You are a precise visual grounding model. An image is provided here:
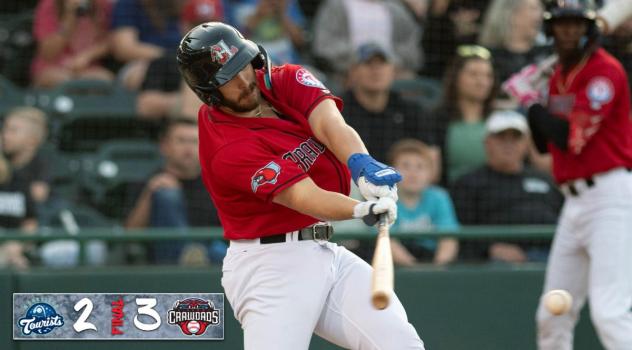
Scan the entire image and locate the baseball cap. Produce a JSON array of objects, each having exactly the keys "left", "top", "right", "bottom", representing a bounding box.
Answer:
[
  {"left": 485, "top": 110, "right": 529, "bottom": 135},
  {"left": 181, "top": 0, "right": 224, "bottom": 26},
  {"left": 354, "top": 42, "right": 394, "bottom": 64}
]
